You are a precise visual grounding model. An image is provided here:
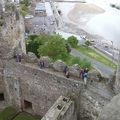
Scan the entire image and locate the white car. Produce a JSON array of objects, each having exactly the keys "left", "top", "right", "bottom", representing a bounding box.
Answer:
[{"left": 25, "top": 15, "right": 34, "bottom": 19}]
